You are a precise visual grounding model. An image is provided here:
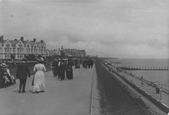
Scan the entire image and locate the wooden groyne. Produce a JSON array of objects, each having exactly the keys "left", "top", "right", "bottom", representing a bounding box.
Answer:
[{"left": 119, "top": 66, "right": 168, "bottom": 71}]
